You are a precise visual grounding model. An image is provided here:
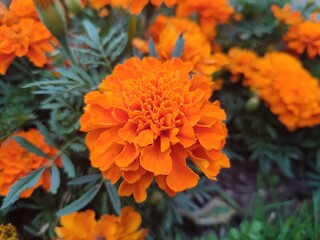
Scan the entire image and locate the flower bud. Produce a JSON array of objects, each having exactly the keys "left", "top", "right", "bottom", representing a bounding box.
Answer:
[
  {"left": 32, "top": 0, "right": 67, "bottom": 40},
  {"left": 65, "top": 0, "right": 85, "bottom": 17},
  {"left": 245, "top": 94, "right": 260, "bottom": 111},
  {"left": 33, "top": 0, "right": 76, "bottom": 64}
]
